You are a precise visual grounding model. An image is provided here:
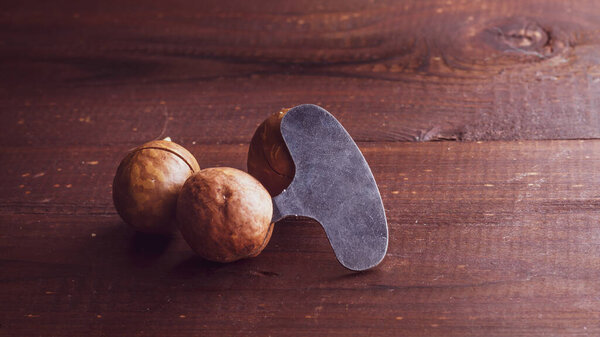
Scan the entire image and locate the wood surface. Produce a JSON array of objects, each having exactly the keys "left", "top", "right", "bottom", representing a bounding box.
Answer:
[{"left": 2, "top": 0, "right": 600, "bottom": 336}]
